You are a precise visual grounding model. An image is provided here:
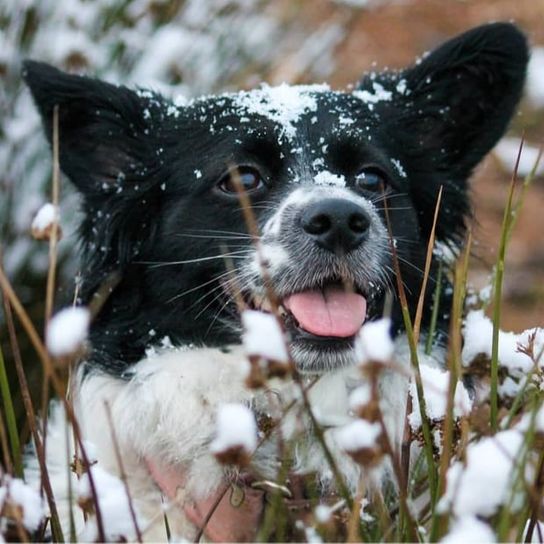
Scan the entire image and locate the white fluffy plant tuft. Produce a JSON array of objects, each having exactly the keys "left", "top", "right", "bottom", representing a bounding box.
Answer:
[
  {"left": 46, "top": 306, "right": 91, "bottom": 358},
  {"left": 210, "top": 403, "right": 258, "bottom": 467}
]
